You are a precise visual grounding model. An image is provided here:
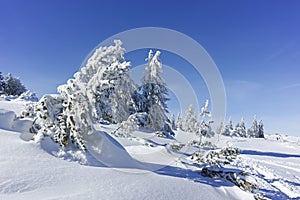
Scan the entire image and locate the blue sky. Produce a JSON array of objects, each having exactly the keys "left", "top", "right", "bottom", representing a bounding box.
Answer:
[{"left": 0, "top": 0, "right": 299, "bottom": 135}]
